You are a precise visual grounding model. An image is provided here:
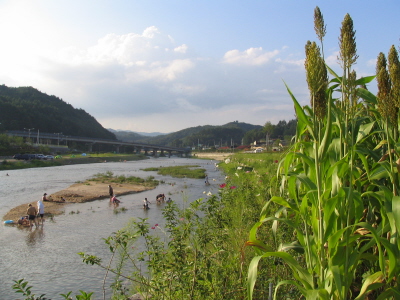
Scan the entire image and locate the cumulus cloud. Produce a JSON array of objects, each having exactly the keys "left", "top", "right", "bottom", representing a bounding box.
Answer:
[
  {"left": 0, "top": 22, "right": 305, "bottom": 132},
  {"left": 222, "top": 47, "right": 279, "bottom": 66},
  {"left": 174, "top": 44, "right": 188, "bottom": 53}
]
